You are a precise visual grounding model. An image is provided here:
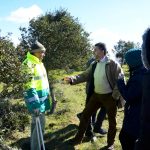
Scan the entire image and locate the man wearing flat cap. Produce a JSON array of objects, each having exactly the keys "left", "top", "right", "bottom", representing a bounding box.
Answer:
[{"left": 22, "top": 41, "right": 51, "bottom": 150}]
